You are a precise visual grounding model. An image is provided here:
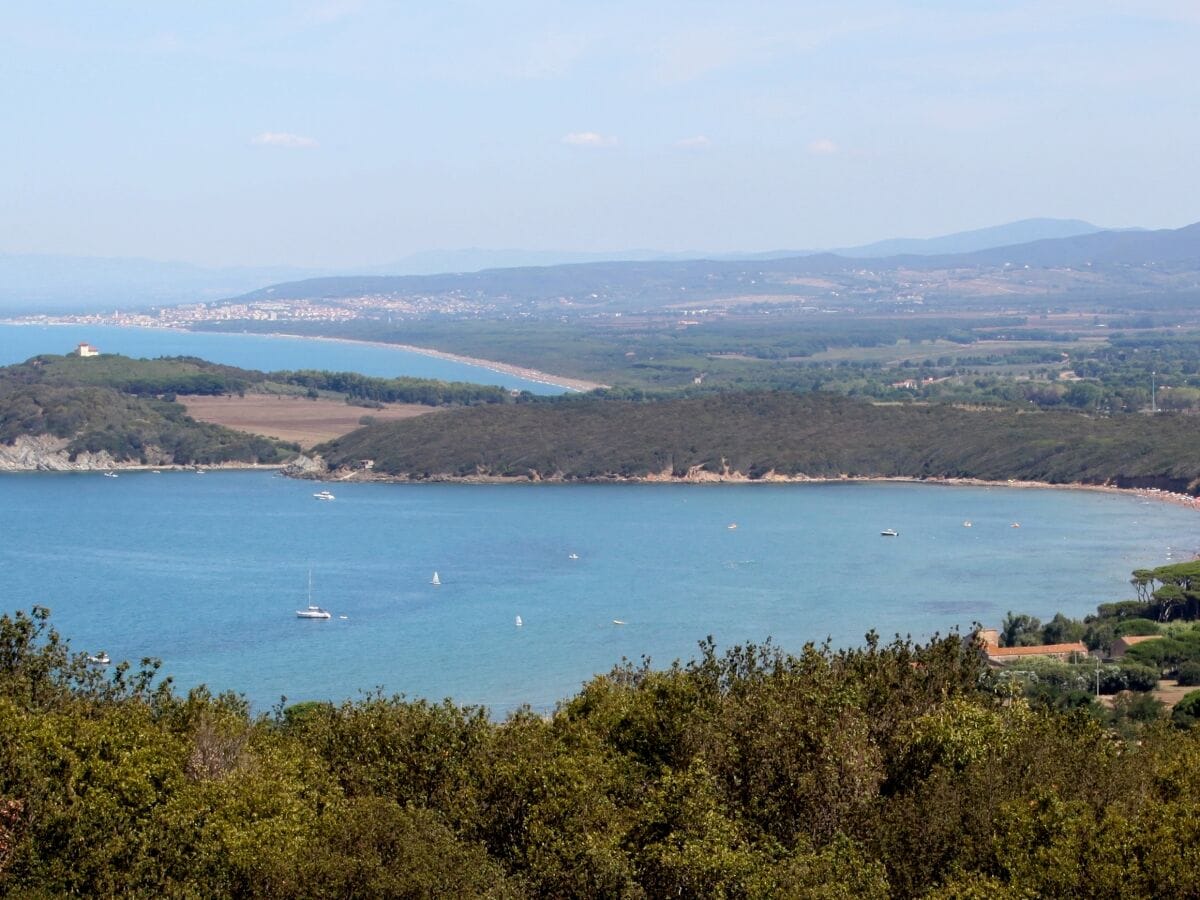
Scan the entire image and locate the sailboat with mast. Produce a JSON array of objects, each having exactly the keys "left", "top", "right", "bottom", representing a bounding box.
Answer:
[
  {"left": 431, "top": 571, "right": 441, "bottom": 586},
  {"left": 295, "top": 570, "right": 332, "bottom": 619}
]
